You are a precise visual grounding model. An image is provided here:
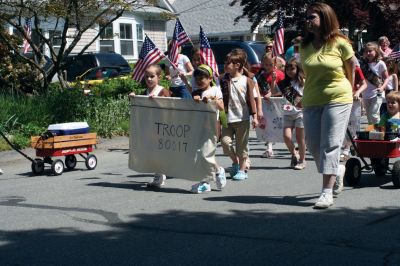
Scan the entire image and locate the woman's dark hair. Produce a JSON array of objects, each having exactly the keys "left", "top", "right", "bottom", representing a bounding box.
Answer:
[{"left": 302, "top": 2, "right": 349, "bottom": 47}]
